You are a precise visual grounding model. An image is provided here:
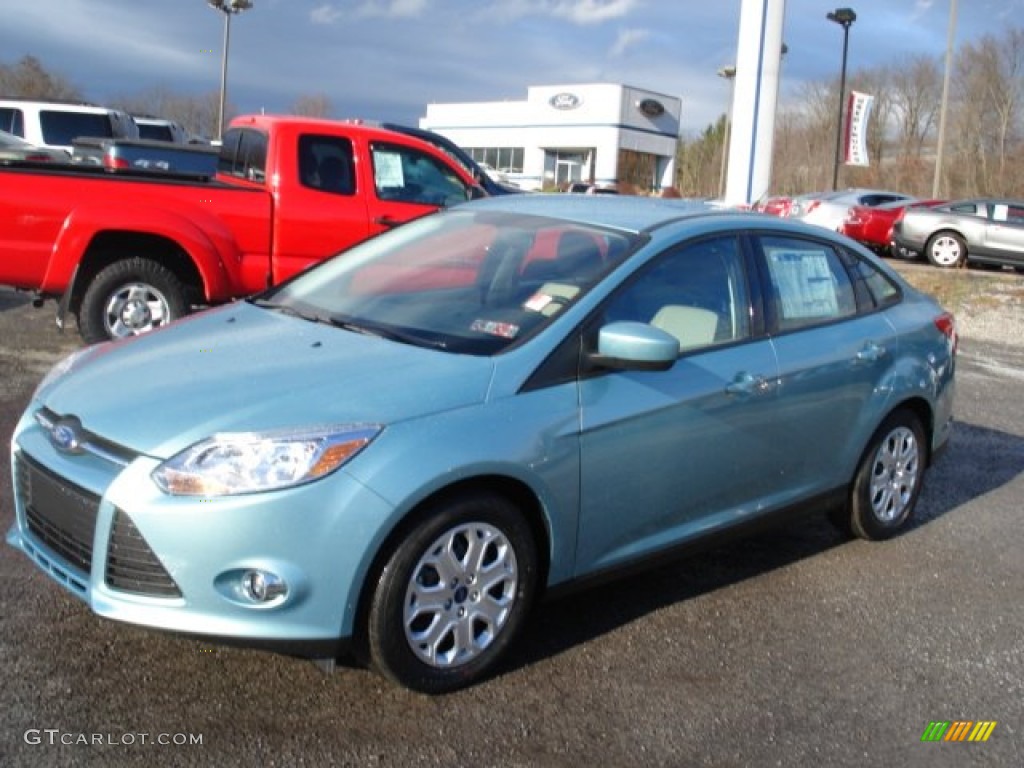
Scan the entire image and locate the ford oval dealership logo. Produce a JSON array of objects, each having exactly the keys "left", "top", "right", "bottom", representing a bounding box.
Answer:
[
  {"left": 50, "top": 418, "right": 84, "bottom": 454},
  {"left": 637, "top": 98, "right": 665, "bottom": 118},
  {"left": 549, "top": 92, "right": 582, "bottom": 110}
]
